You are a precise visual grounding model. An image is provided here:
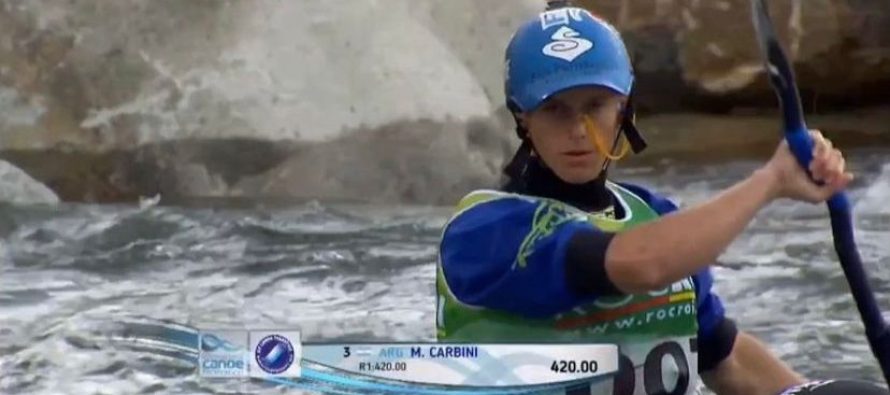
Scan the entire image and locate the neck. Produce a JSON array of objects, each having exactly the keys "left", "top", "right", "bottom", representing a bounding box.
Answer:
[{"left": 503, "top": 157, "right": 613, "bottom": 212}]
